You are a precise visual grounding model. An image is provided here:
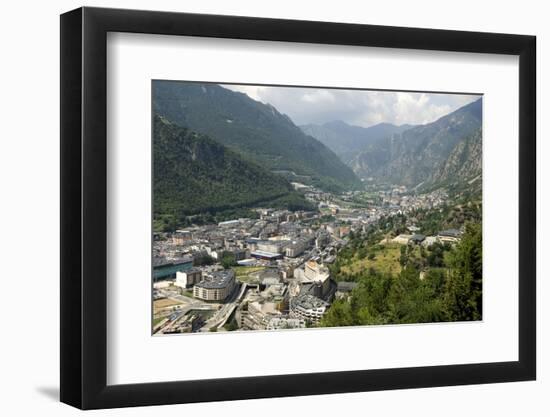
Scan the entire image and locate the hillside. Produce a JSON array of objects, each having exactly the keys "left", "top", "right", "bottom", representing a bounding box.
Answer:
[
  {"left": 321, "top": 222, "right": 482, "bottom": 327},
  {"left": 153, "top": 81, "right": 362, "bottom": 192},
  {"left": 153, "top": 116, "right": 312, "bottom": 231},
  {"left": 349, "top": 98, "right": 482, "bottom": 188},
  {"left": 428, "top": 128, "right": 482, "bottom": 193},
  {"left": 301, "top": 120, "right": 412, "bottom": 163}
]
